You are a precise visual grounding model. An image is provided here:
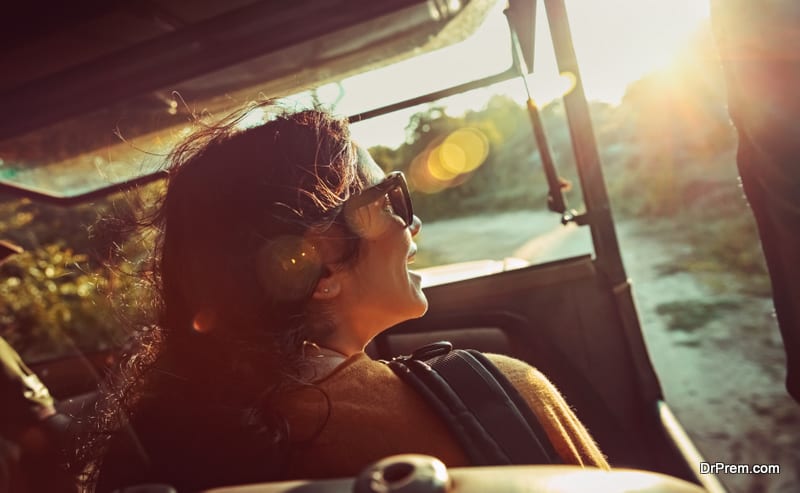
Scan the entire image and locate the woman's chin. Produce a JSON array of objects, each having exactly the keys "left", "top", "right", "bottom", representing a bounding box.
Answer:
[
  {"left": 415, "top": 297, "right": 429, "bottom": 317},
  {"left": 408, "top": 271, "right": 429, "bottom": 316}
]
